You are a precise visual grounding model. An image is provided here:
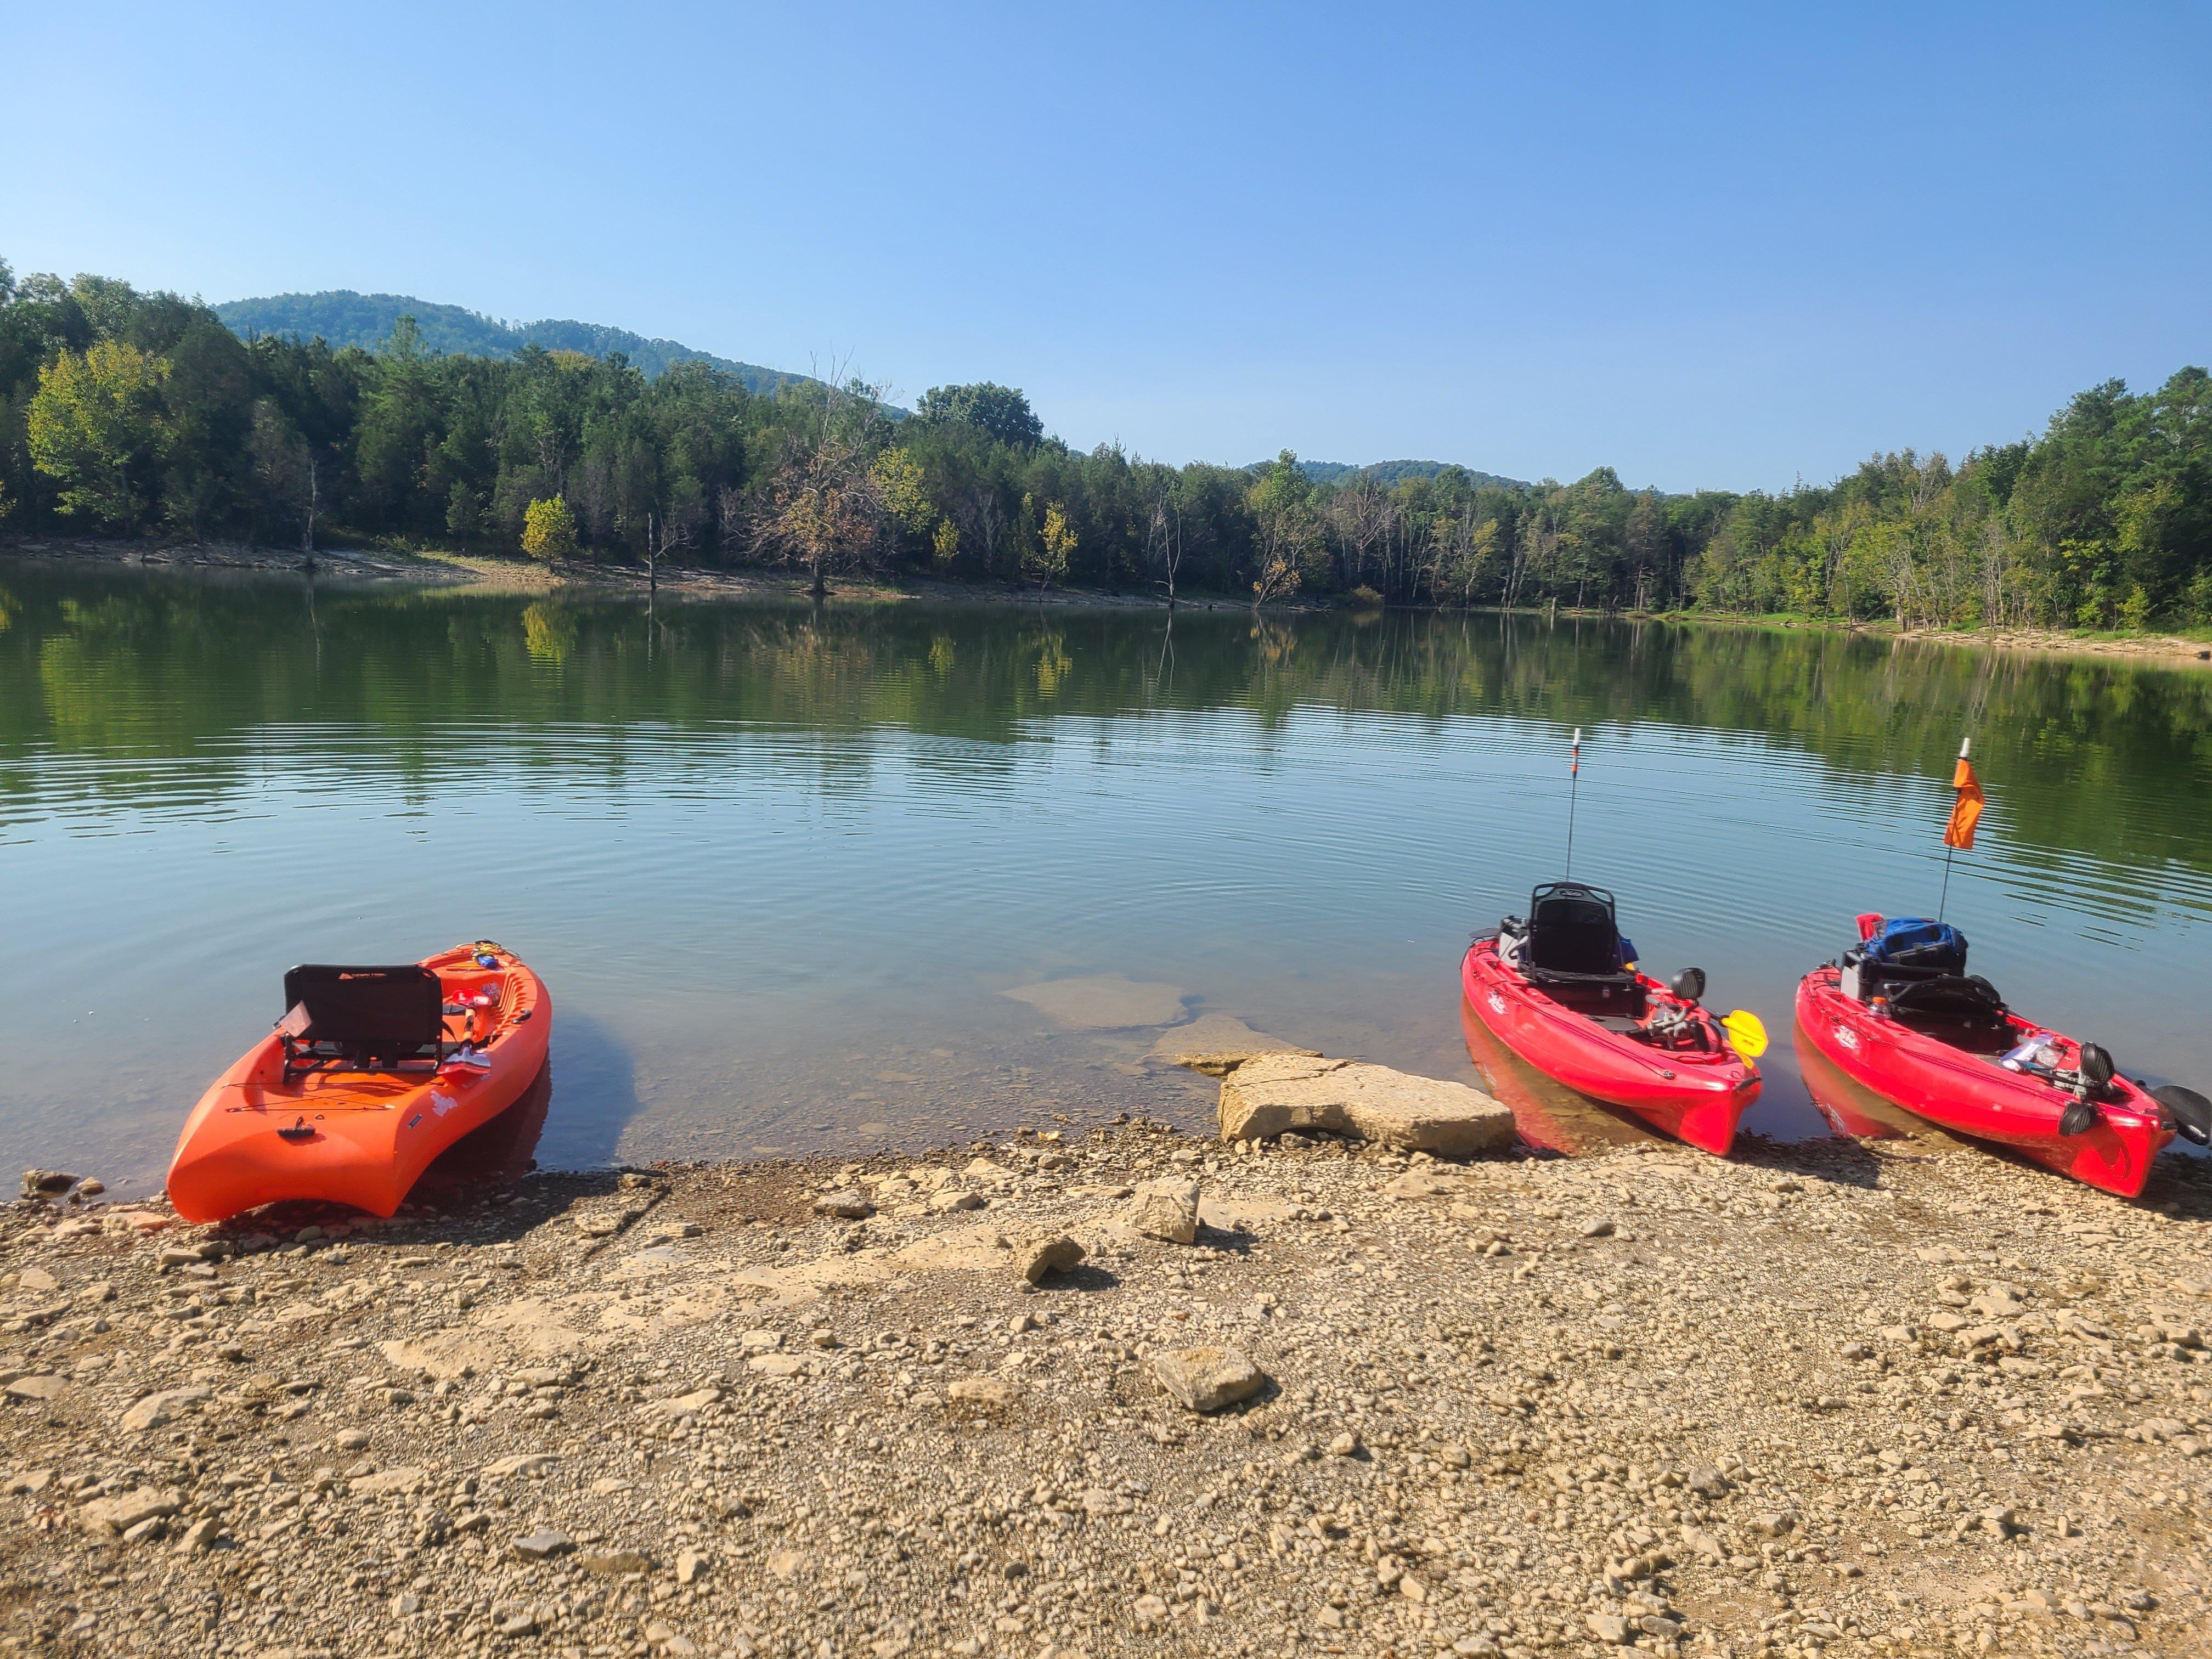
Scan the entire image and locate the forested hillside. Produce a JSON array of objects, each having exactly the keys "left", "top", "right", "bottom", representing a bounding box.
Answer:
[
  {"left": 5, "top": 260, "right": 2208, "bottom": 627},
  {"left": 215, "top": 291, "right": 810, "bottom": 396},
  {"left": 1295, "top": 460, "right": 1527, "bottom": 490}
]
